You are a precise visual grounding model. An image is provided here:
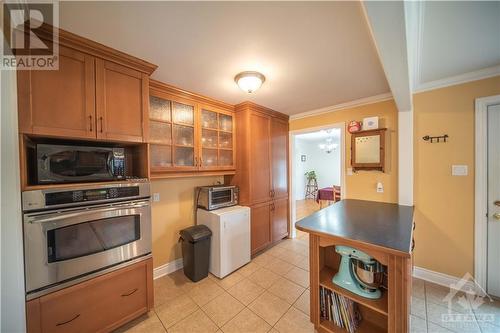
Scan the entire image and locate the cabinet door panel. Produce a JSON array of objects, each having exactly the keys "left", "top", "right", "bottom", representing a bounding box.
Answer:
[
  {"left": 96, "top": 60, "right": 146, "bottom": 142},
  {"left": 18, "top": 46, "right": 95, "bottom": 139},
  {"left": 250, "top": 203, "right": 271, "bottom": 254},
  {"left": 249, "top": 113, "right": 271, "bottom": 204},
  {"left": 271, "top": 118, "right": 288, "bottom": 199},
  {"left": 272, "top": 198, "right": 289, "bottom": 242}
]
